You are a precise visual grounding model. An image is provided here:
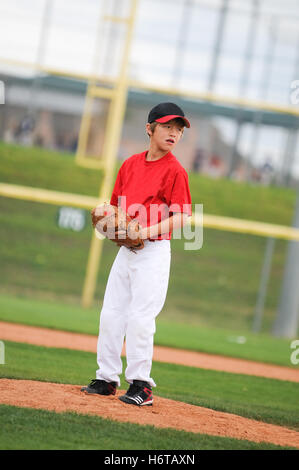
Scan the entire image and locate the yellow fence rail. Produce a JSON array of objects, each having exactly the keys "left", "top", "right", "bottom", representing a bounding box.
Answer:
[
  {"left": 1, "top": 182, "right": 299, "bottom": 242},
  {"left": 0, "top": 56, "right": 299, "bottom": 117}
]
